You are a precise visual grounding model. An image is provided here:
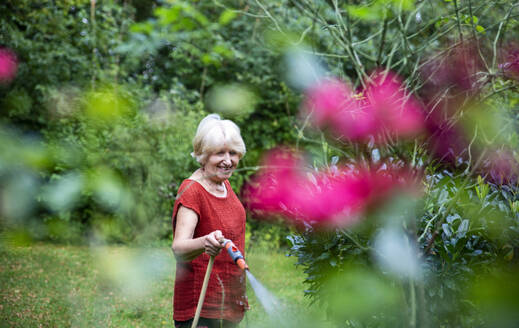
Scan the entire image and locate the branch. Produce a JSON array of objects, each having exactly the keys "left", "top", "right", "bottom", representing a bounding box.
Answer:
[
  {"left": 255, "top": 0, "right": 286, "bottom": 36},
  {"left": 492, "top": 3, "right": 519, "bottom": 70},
  {"left": 376, "top": 16, "right": 389, "bottom": 66},
  {"left": 452, "top": 0, "right": 464, "bottom": 42}
]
